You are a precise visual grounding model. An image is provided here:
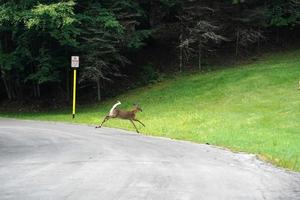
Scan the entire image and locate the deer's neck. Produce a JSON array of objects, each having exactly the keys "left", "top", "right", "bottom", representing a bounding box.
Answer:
[{"left": 131, "top": 109, "right": 138, "bottom": 114}]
